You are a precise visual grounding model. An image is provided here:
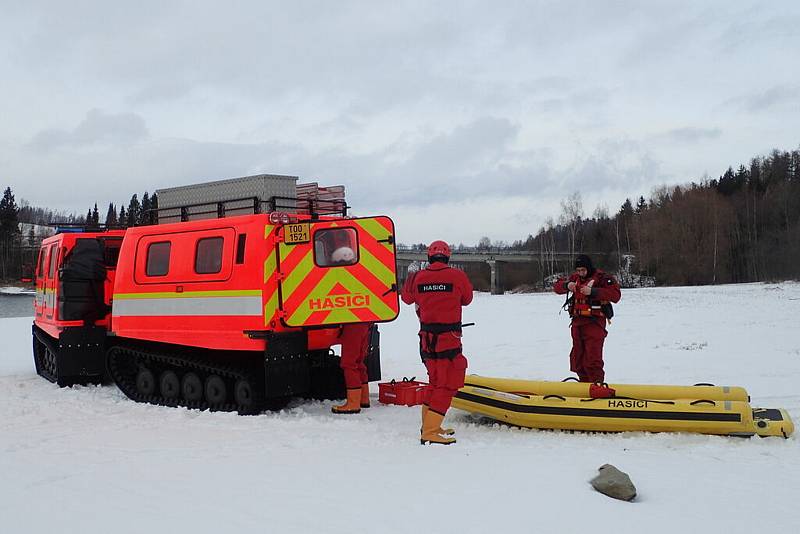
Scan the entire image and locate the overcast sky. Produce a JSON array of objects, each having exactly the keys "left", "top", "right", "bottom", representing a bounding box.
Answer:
[{"left": 2, "top": 1, "right": 799, "bottom": 245}]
